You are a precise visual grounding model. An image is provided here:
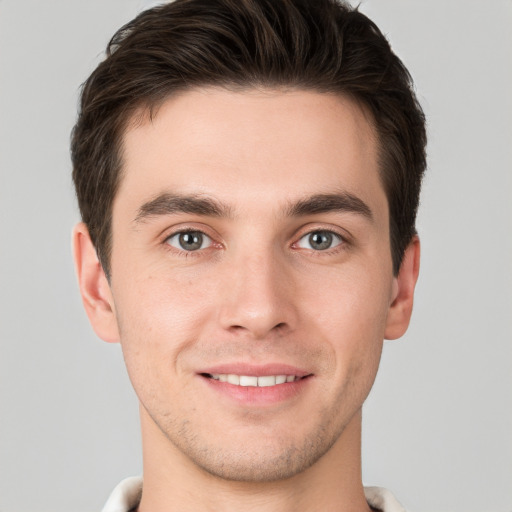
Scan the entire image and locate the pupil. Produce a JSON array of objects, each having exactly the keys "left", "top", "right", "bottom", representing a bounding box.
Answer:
[
  {"left": 179, "top": 232, "right": 202, "bottom": 251},
  {"left": 309, "top": 231, "right": 332, "bottom": 250}
]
